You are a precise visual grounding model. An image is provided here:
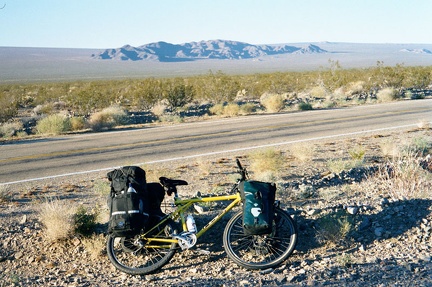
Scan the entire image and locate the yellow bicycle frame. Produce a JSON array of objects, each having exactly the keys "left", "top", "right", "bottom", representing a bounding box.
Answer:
[{"left": 141, "top": 192, "right": 242, "bottom": 247}]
